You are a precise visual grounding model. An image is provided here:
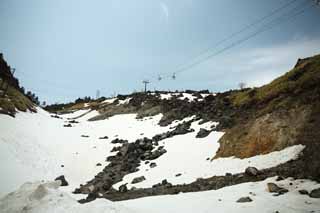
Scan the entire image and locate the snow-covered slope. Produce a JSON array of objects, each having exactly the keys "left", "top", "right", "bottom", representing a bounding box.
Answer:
[
  {"left": 1, "top": 177, "right": 320, "bottom": 213},
  {"left": 0, "top": 107, "right": 313, "bottom": 212}
]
